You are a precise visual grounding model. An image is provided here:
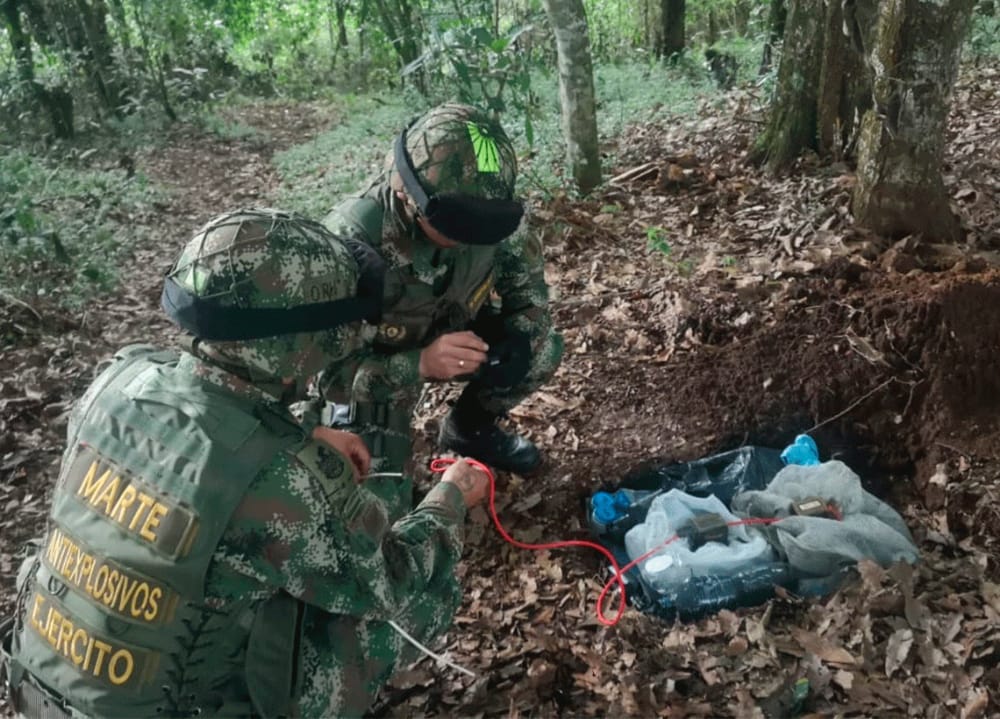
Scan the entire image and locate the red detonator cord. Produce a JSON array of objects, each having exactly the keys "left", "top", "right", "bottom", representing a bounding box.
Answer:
[
  {"left": 432, "top": 457, "right": 628, "bottom": 625},
  {"left": 431, "top": 458, "right": 794, "bottom": 627}
]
